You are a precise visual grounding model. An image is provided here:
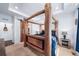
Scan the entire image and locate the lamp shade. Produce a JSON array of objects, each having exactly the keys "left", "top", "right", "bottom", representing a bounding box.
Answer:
[
  {"left": 3, "top": 24, "right": 8, "bottom": 31},
  {"left": 62, "top": 32, "right": 67, "bottom": 35}
]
